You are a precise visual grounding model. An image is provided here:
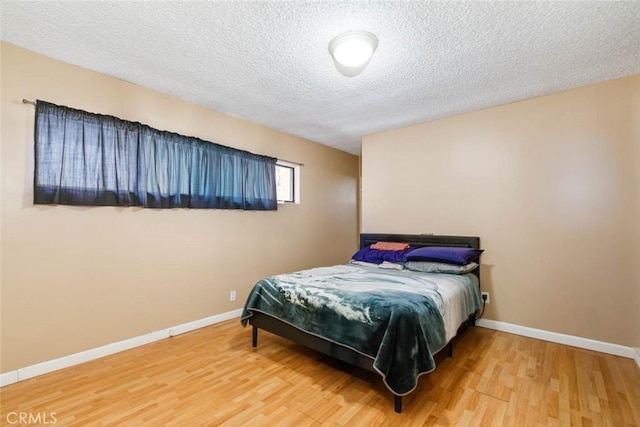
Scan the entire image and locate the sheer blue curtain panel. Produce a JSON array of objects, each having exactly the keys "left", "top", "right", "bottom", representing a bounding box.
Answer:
[{"left": 33, "top": 100, "right": 278, "bottom": 210}]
